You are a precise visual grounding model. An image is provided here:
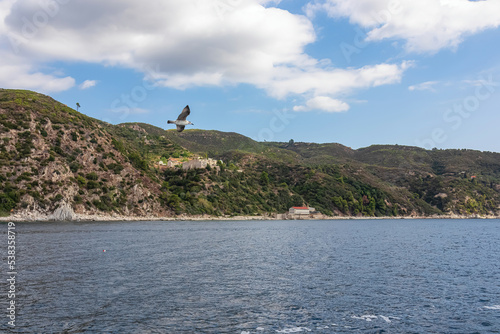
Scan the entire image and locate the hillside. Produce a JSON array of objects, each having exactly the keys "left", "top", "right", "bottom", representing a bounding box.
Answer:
[
  {"left": 1, "top": 89, "right": 499, "bottom": 220},
  {"left": 0, "top": 89, "right": 166, "bottom": 218}
]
